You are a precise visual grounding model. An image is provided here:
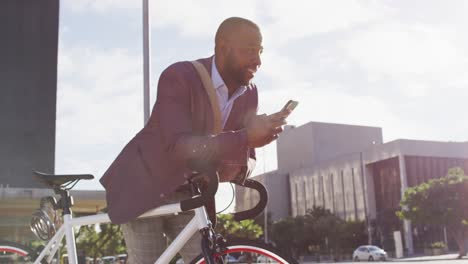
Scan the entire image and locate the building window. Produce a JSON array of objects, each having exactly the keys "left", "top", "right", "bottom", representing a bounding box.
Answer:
[
  {"left": 304, "top": 181, "right": 308, "bottom": 212},
  {"left": 341, "top": 170, "right": 346, "bottom": 219},
  {"left": 311, "top": 177, "right": 316, "bottom": 208},
  {"left": 330, "top": 173, "right": 335, "bottom": 213},
  {"left": 321, "top": 175, "right": 325, "bottom": 208},
  {"left": 352, "top": 168, "right": 358, "bottom": 220},
  {"left": 295, "top": 182, "right": 299, "bottom": 216}
]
